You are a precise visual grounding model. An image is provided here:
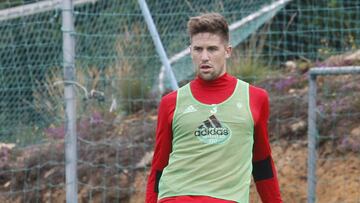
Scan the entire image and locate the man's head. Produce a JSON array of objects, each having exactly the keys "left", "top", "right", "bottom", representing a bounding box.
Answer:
[
  {"left": 187, "top": 13, "right": 229, "bottom": 43},
  {"left": 187, "top": 13, "right": 232, "bottom": 81}
]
